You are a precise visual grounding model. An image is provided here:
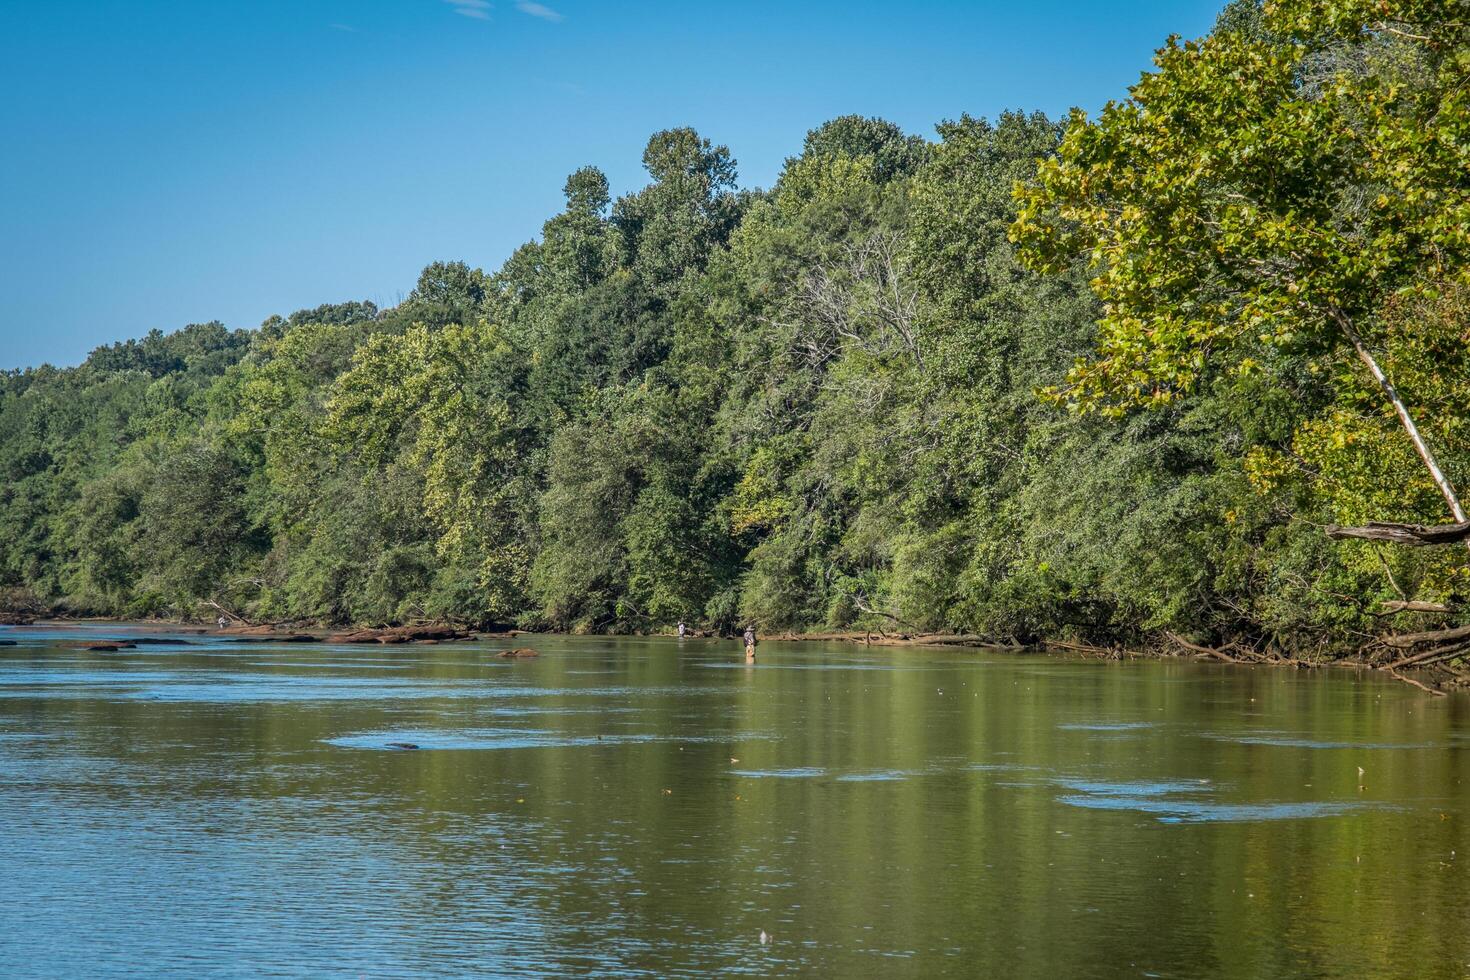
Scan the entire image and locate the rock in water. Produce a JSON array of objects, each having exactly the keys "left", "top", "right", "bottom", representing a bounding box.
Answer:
[
  {"left": 497, "top": 647, "right": 540, "bottom": 658},
  {"left": 327, "top": 630, "right": 382, "bottom": 644},
  {"left": 328, "top": 626, "right": 475, "bottom": 644}
]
